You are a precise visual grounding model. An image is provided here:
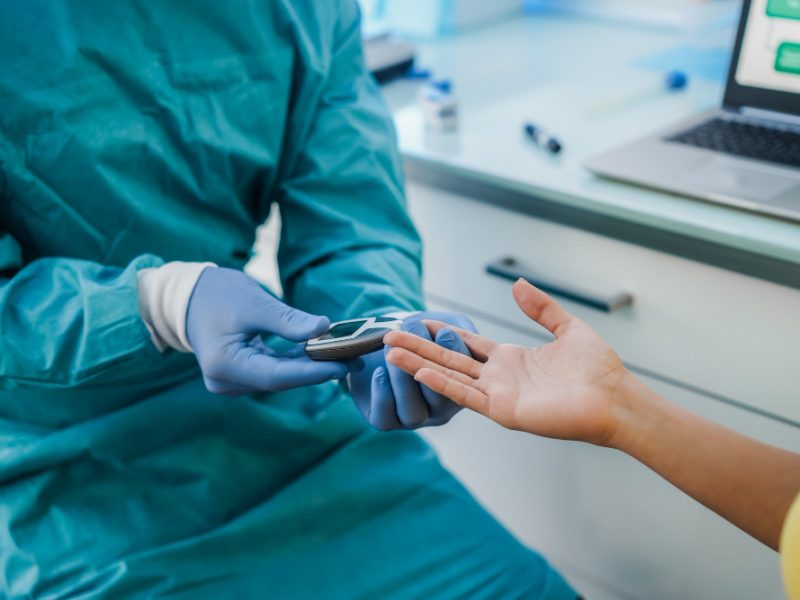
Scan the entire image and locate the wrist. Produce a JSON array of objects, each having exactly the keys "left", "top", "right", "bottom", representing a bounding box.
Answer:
[
  {"left": 137, "top": 261, "right": 216, "bottom": 353},
  {"left": 604, "top": 370, "right": 664, "bottom": 453}
]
